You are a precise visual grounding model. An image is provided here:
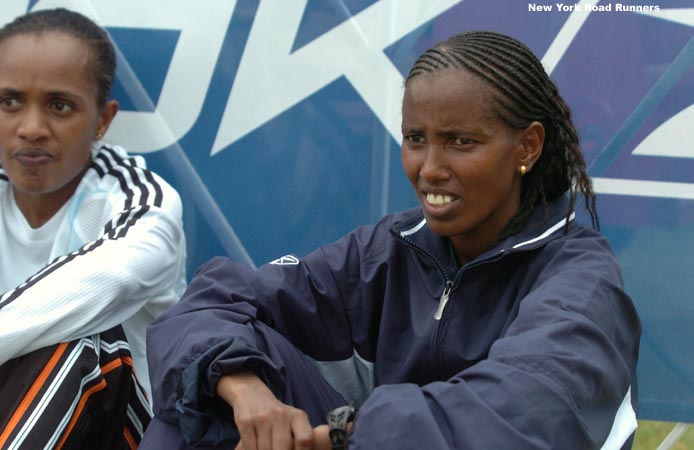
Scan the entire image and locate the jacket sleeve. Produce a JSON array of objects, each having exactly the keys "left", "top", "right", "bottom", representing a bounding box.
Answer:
[
  {"left": 349, "top": 239, "right": 641, "bottom": 450},
  {"left": 0, "top": 165, "right": 185, "bottom": 365},
  {"left": 146, "top": 225, "right": 375, "bottom": 445}
]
